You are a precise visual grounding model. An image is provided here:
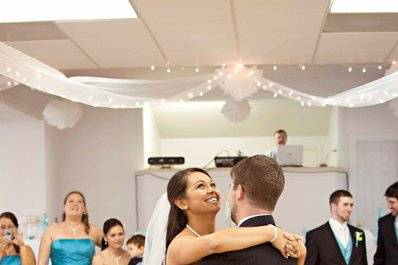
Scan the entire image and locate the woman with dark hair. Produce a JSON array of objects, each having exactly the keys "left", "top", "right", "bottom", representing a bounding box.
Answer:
[
  {"left": 145, "top": 168, "right": 305, "bottom": 265},
  {"left": 92, "top": 218, "right": 130, "bottom": 265},
  {"left": 0, "top": 212, "right": 35, "bottom": 265},
  {"left": 38, "top": 191, "right": 102, "bottom": 265}
]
